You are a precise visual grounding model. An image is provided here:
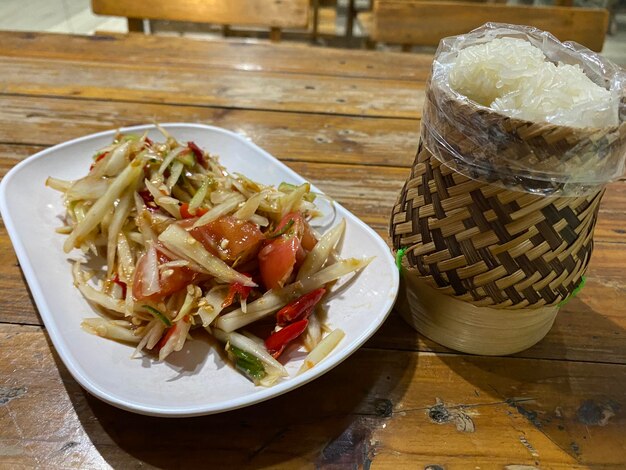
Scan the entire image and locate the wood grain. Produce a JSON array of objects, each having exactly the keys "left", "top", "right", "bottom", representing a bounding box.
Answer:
[
  {"left": 0, "top": 31, "right": 433, "bottom": 81},
  {"left": 372, "top": 0, "right": 608, "bottom": 51},
  {"left": 0, "top": 96, "right": 420, "bottom": 168},
  {"left": 92, "top": 0, "right": 309, "bottom": 29},
  {"left": 1, "top": 324, "right": 624, "bottom": 468},
  {"left": 0, "top": 57, "right": 424, "bottom": 119}
]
